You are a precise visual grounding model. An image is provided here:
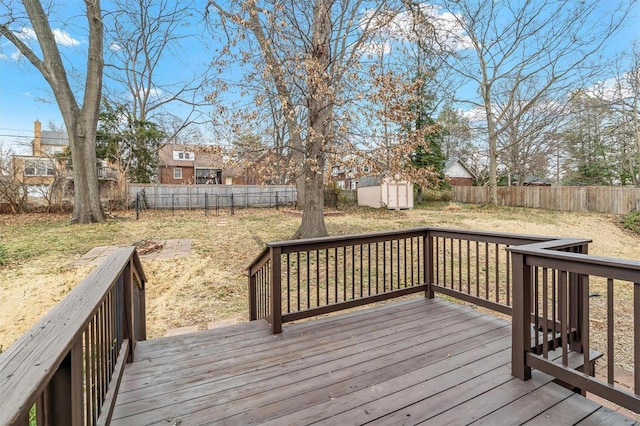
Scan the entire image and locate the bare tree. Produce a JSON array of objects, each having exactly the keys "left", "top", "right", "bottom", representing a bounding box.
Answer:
[
  {"left": 104, "top": 0, "right": 211, "bottom": 139},
  {"left": 206, "top": 0, "right": 408, "bottom": 238},
  {"left": 0, "top": 0, "right": 105, "bottom": 223},
  {"left": 0, "top": 148, "right": 27, "bottom": 213},
  {"left": 612, "top": 44, "right": 640, "bottom": 186},
  {"left": 428, "top": 0, "right": 636, "bottom": 202}
]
